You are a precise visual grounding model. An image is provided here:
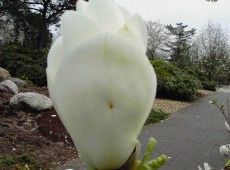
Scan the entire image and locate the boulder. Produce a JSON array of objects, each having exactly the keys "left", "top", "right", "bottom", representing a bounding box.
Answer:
[
  {"left": 0, "top": 80, "right": 18, "bottom": 94},
  {"left": 10, "top": 92, "right": 53, "bottom": 112},
  {"left": 6, "top": 77, "right": 27, "bottom": 88},
  {"left": 0, "top": 67, "right": 11, "bottom": 80}
]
